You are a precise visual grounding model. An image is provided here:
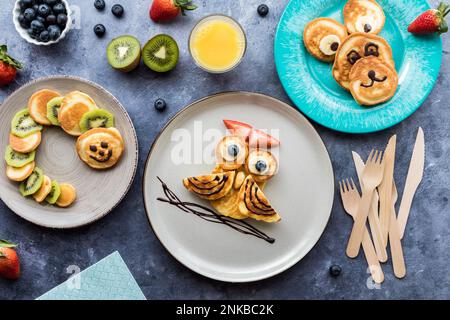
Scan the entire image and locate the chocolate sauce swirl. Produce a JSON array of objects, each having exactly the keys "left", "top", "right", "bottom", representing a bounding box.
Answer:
[{"left": 156, "top": 177, "right": 275, "bottom": 244}]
